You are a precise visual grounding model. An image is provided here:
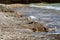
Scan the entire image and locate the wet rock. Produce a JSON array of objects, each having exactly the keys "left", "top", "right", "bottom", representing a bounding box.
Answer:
[{"left": 29, "top": 22, "right": 48, "bottom": 32}]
